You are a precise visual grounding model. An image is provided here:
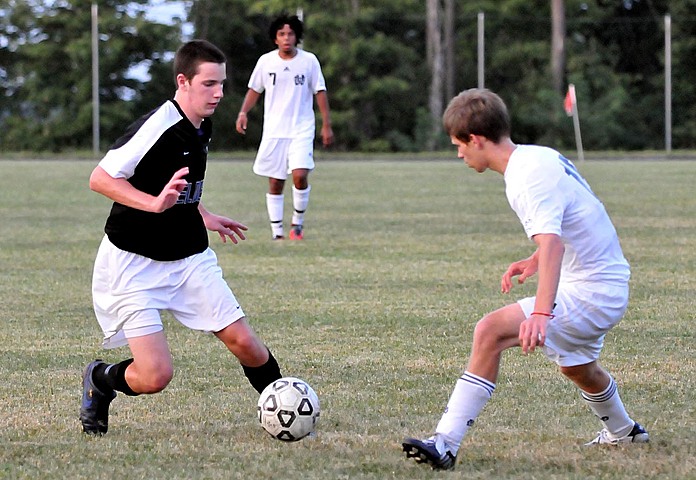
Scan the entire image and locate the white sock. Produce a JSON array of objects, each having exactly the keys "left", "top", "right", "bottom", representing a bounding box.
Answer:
[
  {"left": 291, "top": 185, "right": 310, "bottom": 226},
  {"left": 435, "top": 371, "right": 495, "bottom": 455},
  {"left": 581, "top": 376, "right": 634, "bottom": 438},
  {"left": 266, "top": 193, "right": 284, "bottom": 237}
]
